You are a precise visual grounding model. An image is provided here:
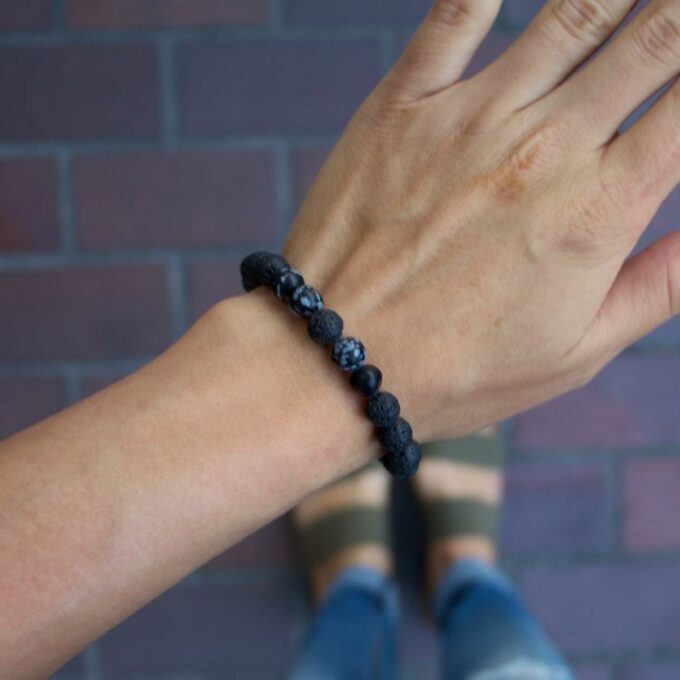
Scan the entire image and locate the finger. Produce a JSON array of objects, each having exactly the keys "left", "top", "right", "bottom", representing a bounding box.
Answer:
[
  {"left": 601, "top": 75, "right": 680, "bottom": 219},
  {"left": 390, "top": 0, "right": 502, "bottom": 100},
  {"left": 550, "top": 0, "right": 680, "bottom": 146},
  {"left": 585, "top": 231, "right": 680, "bottom": 359},
  {"left": 485, "top": 0, "right": 638, "bottom": 110}
]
